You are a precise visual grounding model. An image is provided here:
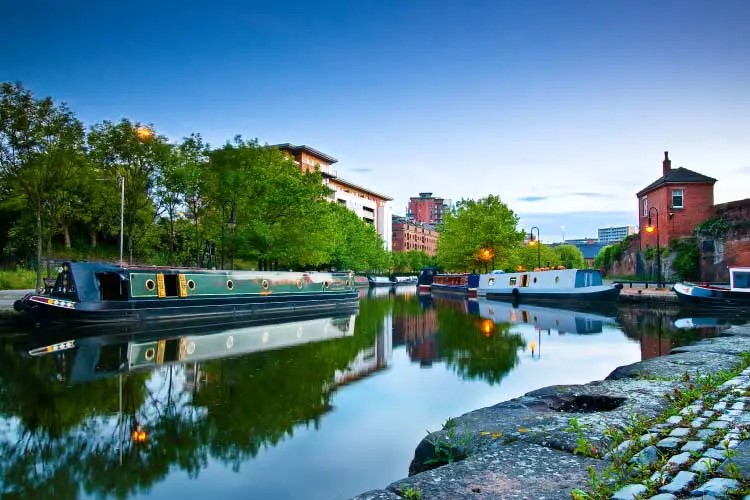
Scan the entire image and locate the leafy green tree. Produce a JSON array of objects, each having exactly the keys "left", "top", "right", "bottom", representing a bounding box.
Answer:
[
  {"left": 437, "top": 195, "right": 525, "bottom": 272},
  {"left": 176, "top": 134, "right": 210, "bottom": 266},
  {"left": 88, "top": 119, "right": 171, "bottom": 263},
  {"left": 0, "top": 82, "right": 86, "bottom": 289},
  {"left": 553, "top": 244, "right": 585, "bottom": 269},
  {"left": 325, "top": 203, "right": 389, "bottom": 272}
]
